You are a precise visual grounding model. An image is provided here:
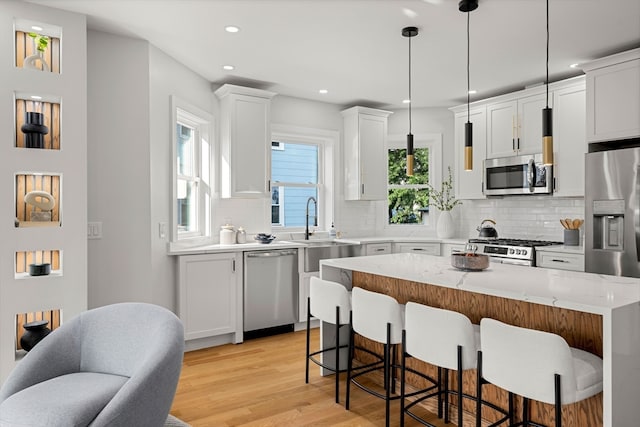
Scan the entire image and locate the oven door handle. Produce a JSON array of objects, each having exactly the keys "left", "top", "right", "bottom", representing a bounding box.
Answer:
[{"left": 527, "top": 158, "right": 535, "bottom": 192}]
